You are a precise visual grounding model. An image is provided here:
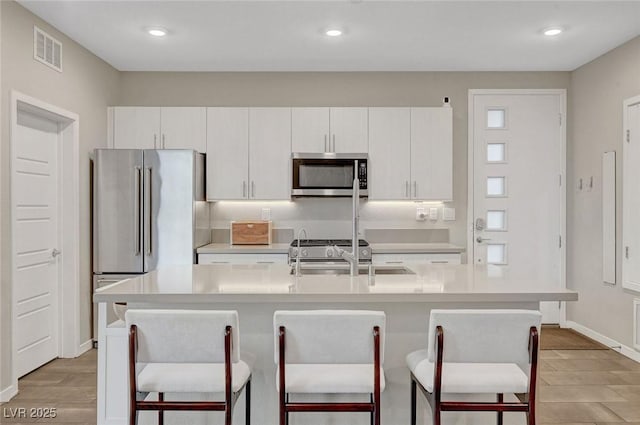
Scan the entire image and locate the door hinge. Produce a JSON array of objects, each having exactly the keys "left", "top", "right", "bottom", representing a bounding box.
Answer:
[
  {"left": 559, "top": 174, "right": 562, "bottom": 186},
  {"left": 626, "top": 246, "right": 630, "bottom": 259},
  {"left": 627, "top": 129, "right": 631, "bottom": 143},
  {"left": 559, "top": 235, "right": 562, "bottom": 248},
  {"left": 559, "top": 113, "right": 562, "bottom": 127}
]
